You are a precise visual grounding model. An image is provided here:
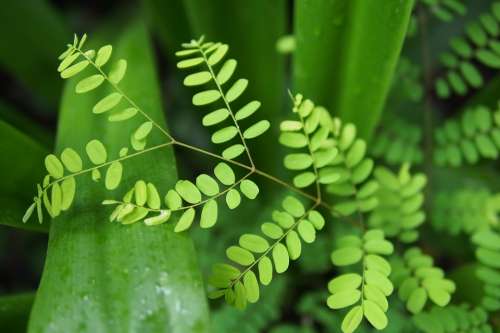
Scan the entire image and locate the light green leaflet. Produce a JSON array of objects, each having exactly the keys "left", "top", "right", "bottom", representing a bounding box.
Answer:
[
  {"left": 108, "top": 107, "right": 137, "bottom": 122},
  {"left": 216, "top": 59, "right": 237, "bottom": 85},
  {"left": 193, "top": 90, "right": 220, "bottom": 106},
  {"left": 272, "top": 243, "right": 289, "bottom": 273},
  {"left": 208, "top": 44, "right": 228, "bottom": 65},
  {"left": 239, "top": 234, "right": 269, "bottom": 253},
  {"left": 144, "top": 210, "right": 171, "bottom": 226},
  {"left": 177, "top": 57, "right": 204, "bottom": 68},
  {"left": 146, "top": 183, "right": 161, "bottom": 209},
  {"left": 134, "top": 180, "right": 147, "bottom": 206},
  {"left": 225, "top": 79, "right": 248, "bottom": 102},
  {"left": 175, "top": 208, "right": 196, "bottom": 232},
  {"left": 222, "top": 144, "right": 245, "bottom": 159},
  {"left": 95, "top": 45, "right": 112, "bottom": 67},
  {"left": 93, "top": 93, "right": 122, "bottom": 114},
  {"left": 196, "top": 174, "right": 219, "bottom": 196},
  {"left": 226, "top": 189, "right": 241, "bottom": 209},
  {"left": 212, "top": 126, "right": 238, "bottom": 144},
  {"left": 60, "top": 148, "right": 83, "bottom": 172},
  {"left": 240, "top": 180, "right": 259, "bottom": 199},
  {"left": 175, "top": 180, "right": 202, "bottom": 204},
  {"left": 243, "top": 271, "right": 259, "bottom": 303},
  {"left": 202, "top": 108, "right": 229, "bottom": 126},
  {"left": 58, "top": 53, "right": 80, "bottom": 72},
  {"left": 105, "top": 162, "right": 122, "bottom": 190},
  {"left": 235, "top": 101, "right": 261, "bottom": 121},
  {"left": 45, "top": 154, "right": 64, "bottom": 179},
  {"left": 243, "top": 120, "right": 270, "bottom": 139},
  {"left": 165, "top": 190, "right": 182, "bottom": 210},
  {"left": 226, "top": 245, "right": 254, "bottom": 266},
  {"left": 108, "top": 59, "right": 127, "bottom": 84},
  {"left": 75, "top": 74, "right": 104, "bottom": 94},
  {"left": 134, "top": 122, "right": 153, "bottom": 140},
  {"left": 61, "top": 177, "right": 76, "bottom": 211},
  {"left": 61, "top": 60, "right": 89, "bottom": 79},
  {"left": 184, "top": 71, "right": 211, "bottom": 86},
  {"left": 200, "top": 199, "right": 218, "bottom": 228},
  {"left": 214, "top": 162, "right": 235, "bottom": 185},
  {"left": 85, "top": 140, "right": 107, "bottom": 164}
]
